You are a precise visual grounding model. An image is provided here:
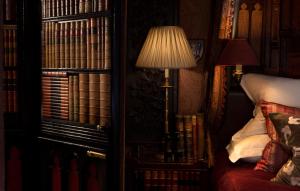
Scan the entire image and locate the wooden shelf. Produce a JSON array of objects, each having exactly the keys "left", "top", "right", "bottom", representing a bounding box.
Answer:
[
  {"left": 41, "top": 68, "right": 111, "bottom": 74},
  {"left": 42, "top": 11, "right": 112, "bottom": 22},
  {"left": 40, "top": 118, "right": 109, "bottom": 153}
]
